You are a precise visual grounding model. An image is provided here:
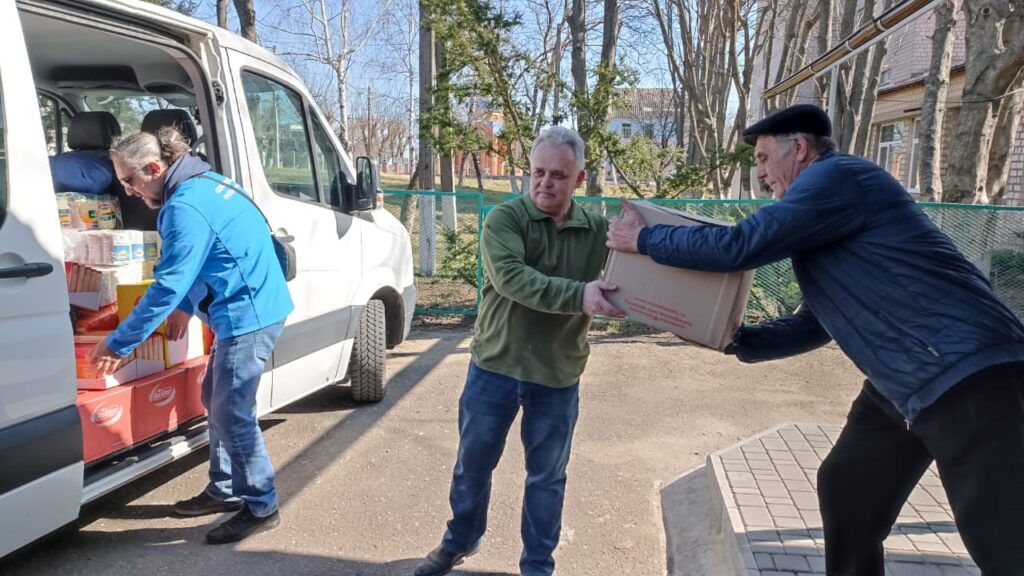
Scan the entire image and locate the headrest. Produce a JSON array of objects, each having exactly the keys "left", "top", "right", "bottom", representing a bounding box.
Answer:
[
  {"left": 67, "top": 111, "right": 122, "bottom": 151},
  {"left": 141, "top": 109, "right": 198, "bottom": 147}
]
